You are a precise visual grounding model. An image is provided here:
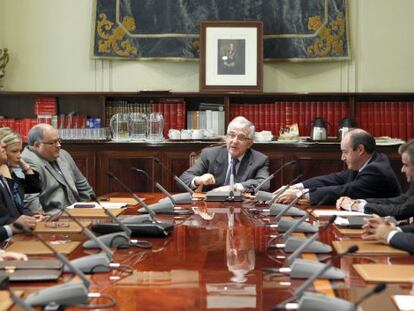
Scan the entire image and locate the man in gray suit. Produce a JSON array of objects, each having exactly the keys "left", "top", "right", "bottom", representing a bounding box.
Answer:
[
  {"left": 22, "top": 124, "right": 95, "bottom": 214},
  {"left": 179, "top": 116, "right": 269, "bottom": 193}
]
